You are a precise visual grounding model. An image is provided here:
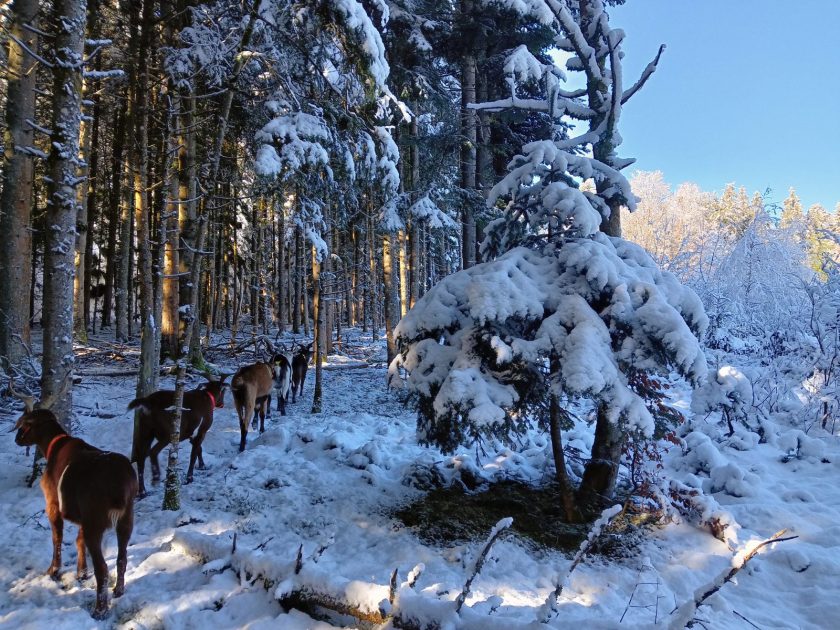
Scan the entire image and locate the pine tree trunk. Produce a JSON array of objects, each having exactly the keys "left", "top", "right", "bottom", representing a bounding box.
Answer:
[
  {"left": 115, "top": 0, "right": 138, "bottom": 342},
  {"left": 82, "top": 61, "right": 101, "bottom": 333},
  {"left": 134, "top": 0, "right": 156, "bottom": 401},
  {"left": 549, "top": 389, "right": 581, "bottom": 523},
  {"left": 0, "top": 0, "right": 38, "bottom": 371},
  {"left": 311, "top": 245, "right": 323, "bottom": 414},
  {"left": 368, "top": 211, "right": 378, "bottom": 340},
  {"left": 577, "top": 403, "right": 625, "bottom": 512},
  {"left": 382, "top": 233, "right": 399, "bottom": 363},
  {"left": 398, "top": 229, "right": 408, "bottom": 318},
  {"left": 41, "top": 0, "right": 88, "bottom": 422},
  {"left": 162, "top": 212, "right": 208, "bottom": 510},
  {"left": 277, "top": 197, "right": 287, "bottom": 330},
  {"left": 459, "top": 0, "right": 477, "bottom": 270},
  {"left": 161, "top": 85, "right": 181, "bottom": 359},
  {"left": 293, "top": 226, "right": 301, "bottom": 333},
  {"left": 103, "top": 107, "right": 125, "bottom": 329},
  {"left": 72, "top": 0, "right": 100, "bottom": 343}
]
